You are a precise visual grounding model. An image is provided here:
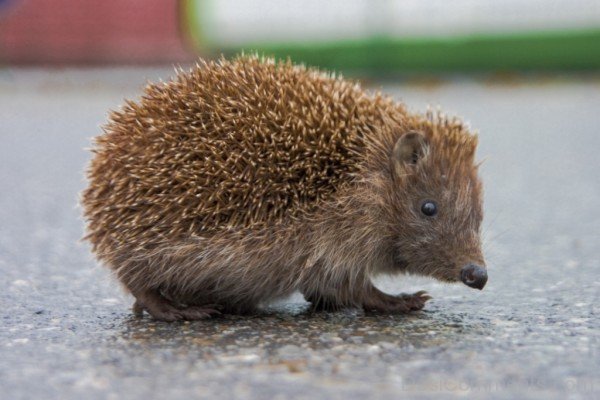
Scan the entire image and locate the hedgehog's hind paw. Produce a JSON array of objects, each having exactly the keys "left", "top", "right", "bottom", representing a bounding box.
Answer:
[
  {"left": 132, "top": 299, "right": 145, "bottom": 316},
  {"left": 176, "top": 305, "right": 221, "bottom": 320},
  {"left": 132, "top": 290, "right": 219, "bottom": 322}
]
